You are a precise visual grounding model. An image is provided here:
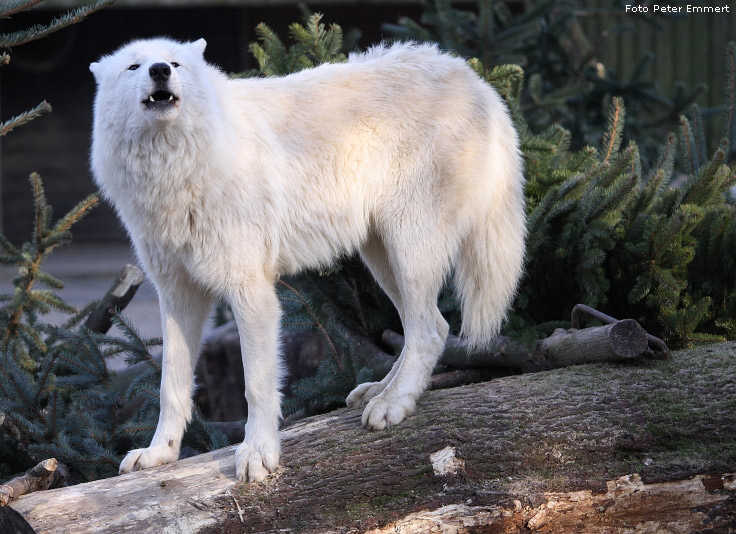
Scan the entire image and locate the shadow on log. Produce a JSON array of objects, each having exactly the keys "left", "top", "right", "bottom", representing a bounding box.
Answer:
[{"left": 10, "top": 343, "right": 736, "bottom": 533}]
